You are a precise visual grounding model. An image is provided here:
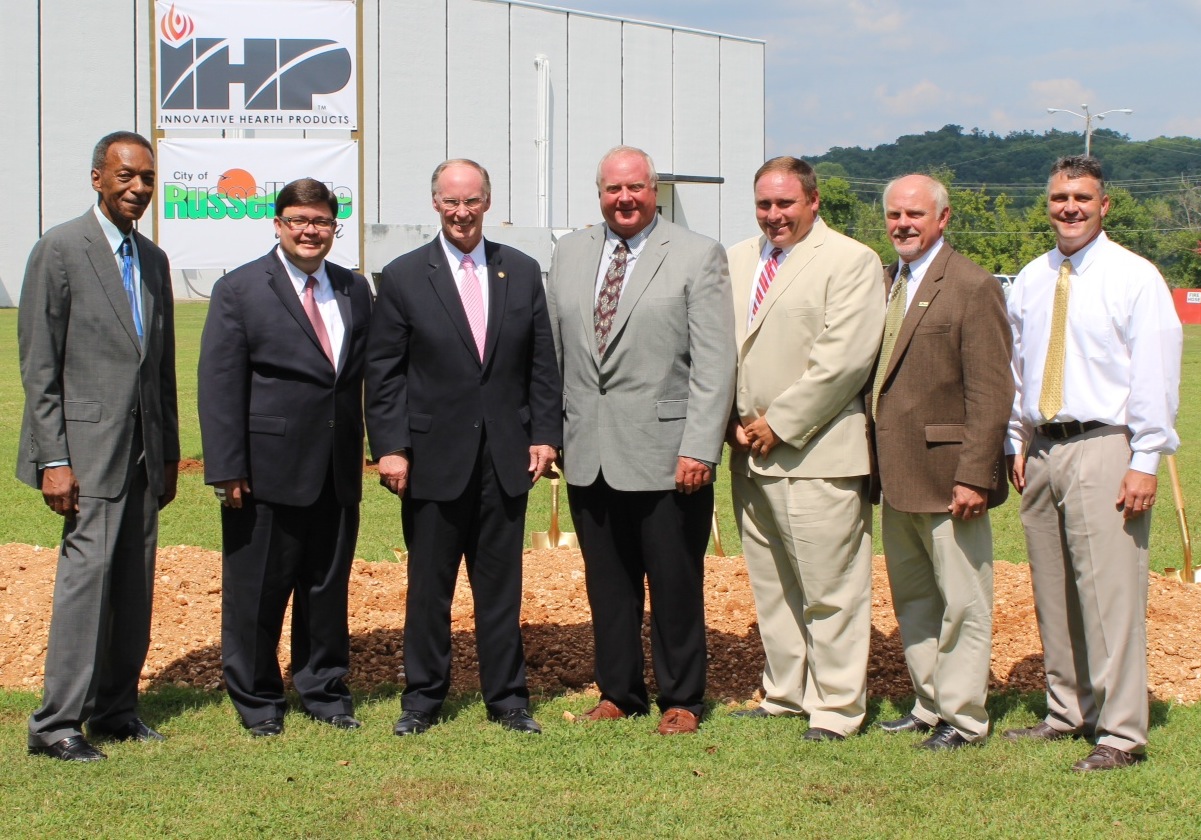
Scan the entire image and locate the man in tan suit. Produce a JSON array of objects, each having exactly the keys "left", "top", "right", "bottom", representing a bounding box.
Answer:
[
  {"left": 726, "top": 156, "right": 884, "bottom": 740},
  {"left": 869, "top": 174, "right": 1012, "bottom": 750}
]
